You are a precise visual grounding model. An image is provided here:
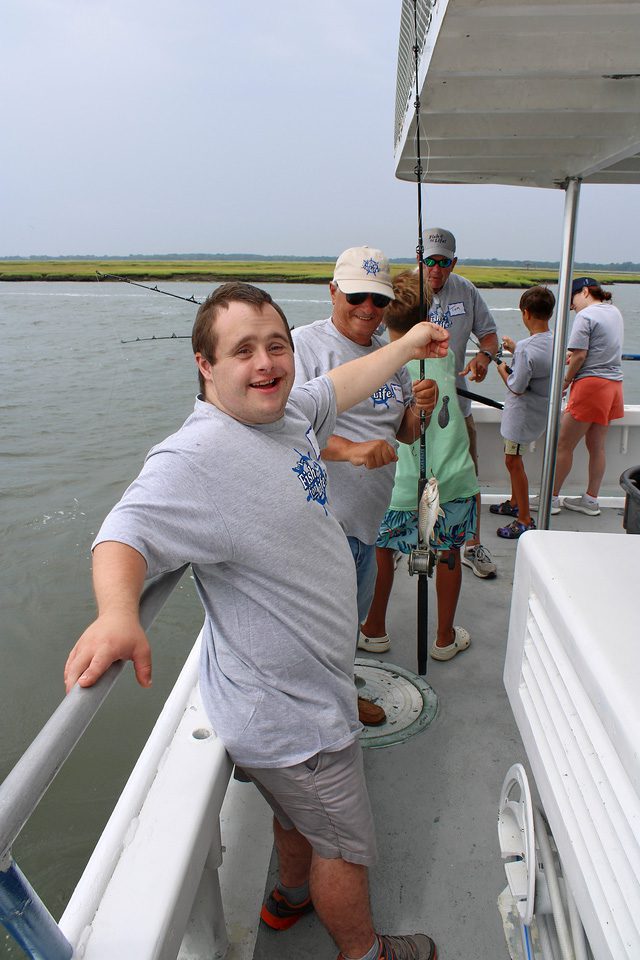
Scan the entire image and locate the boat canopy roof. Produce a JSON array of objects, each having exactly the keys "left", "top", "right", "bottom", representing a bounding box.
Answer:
[{"left": 394, "top": 0, "right": 640, "bottom": 188}]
